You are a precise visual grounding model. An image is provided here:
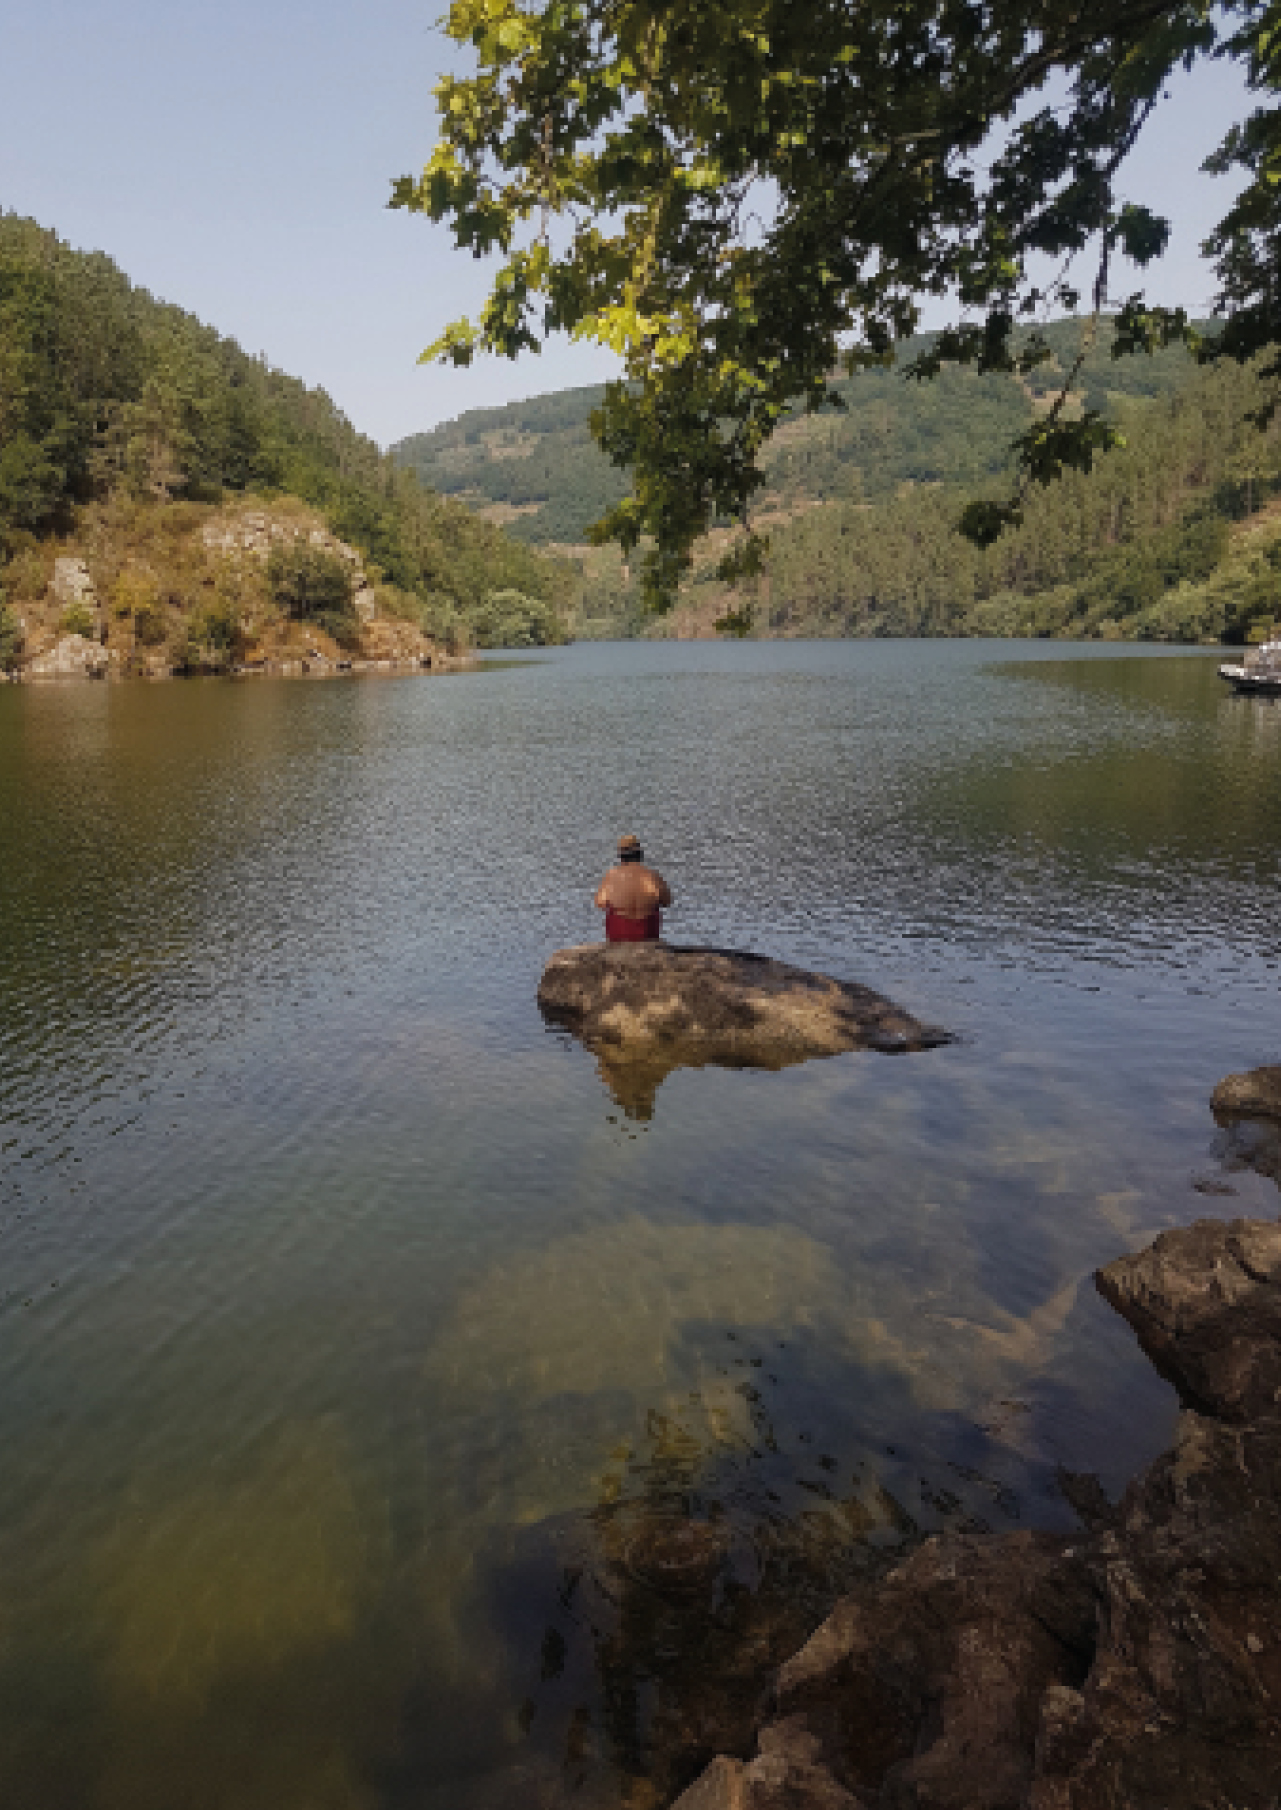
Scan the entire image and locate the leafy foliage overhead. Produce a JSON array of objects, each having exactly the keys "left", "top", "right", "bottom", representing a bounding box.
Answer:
[
  {"left": 393, "top": 0, "right": 1281, "bottom": 605},
  {"left": 390, "top": 319, "right": 1202, "bottom": 543}
]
